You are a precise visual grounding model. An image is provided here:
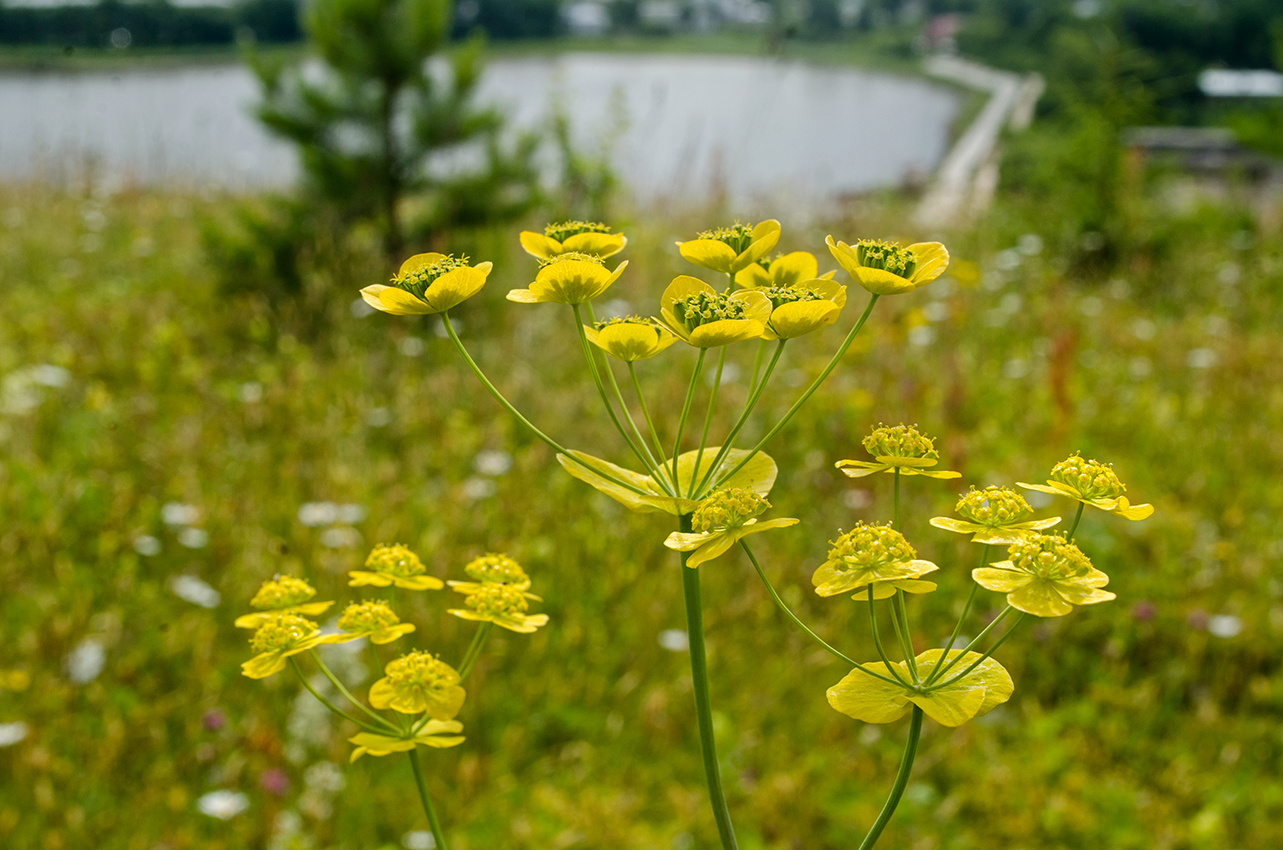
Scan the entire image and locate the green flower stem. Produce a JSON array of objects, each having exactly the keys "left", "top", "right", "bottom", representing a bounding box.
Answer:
[
  {"left": 309, "top": 650, "right": 401, "bottom": 732},
  {"left": 572, "top": 305, "right": 669, "bottom": 489},
  {"left": 628, "top": 362, "right": 670, "bottom": 483},
  {"left": 679, "top": 513, "right": 739, "bottom": 850},
  {"left": 867, "top": 587, "right": 910, "bottom": 687},
  {"left": 672, "top": 350, "right": 708, "bottom": 490},
  {"left": 289, "top": 658, "right": 388, "bottom": 734},
  {"left": 717, "top": 294, "right": 880, "bottom": 486},
  {"left": 1067, "top": 502, "right": 1085, "bottom": 540},
  {"left": 928, "top": 605, "right": 1013, "bottom": 685},
  {"left": 923, "top": 564, "right": 983, "bottom": 687},
  {"left": 441, "top": 311, "right": 649, "bottom": 498},
  {"left": 893, "top": 590, "right": 920, "bottom": 683},
  {"left": 856, "top": 705, "right": 923, "bottom": 850},
  {"left": 408, "top": 748, "right": 451, "bottom": 850},
  {"left": 748, "top": 339, "right": 767, "bottom": 395},
  {"left": 689, "top": 347, "right": 728, "bottom": 497},
  {"left": 457, "top": 623, "right": 494, "bottom": 681},
  {"left": 691, "top": 340, "right": 786, "bottom": 499},
  {"left": 937, "top": 613, "right": 1025, "bottom": 689},
  {"left": 741, "top": 542, "right": 903, "bottom": 687}
]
